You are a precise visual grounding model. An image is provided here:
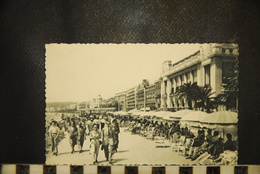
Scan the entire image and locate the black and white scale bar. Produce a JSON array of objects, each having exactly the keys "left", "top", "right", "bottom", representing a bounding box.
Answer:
[{"left": 1, "top": 164, "right": 259, "bottom": 174}]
